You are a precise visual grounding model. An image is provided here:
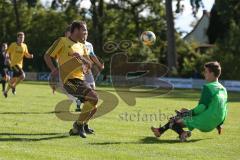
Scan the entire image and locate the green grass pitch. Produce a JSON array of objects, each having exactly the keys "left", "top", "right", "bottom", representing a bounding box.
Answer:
[{"left": 0, "top": 81, "right": 239, "bottom": 160}]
